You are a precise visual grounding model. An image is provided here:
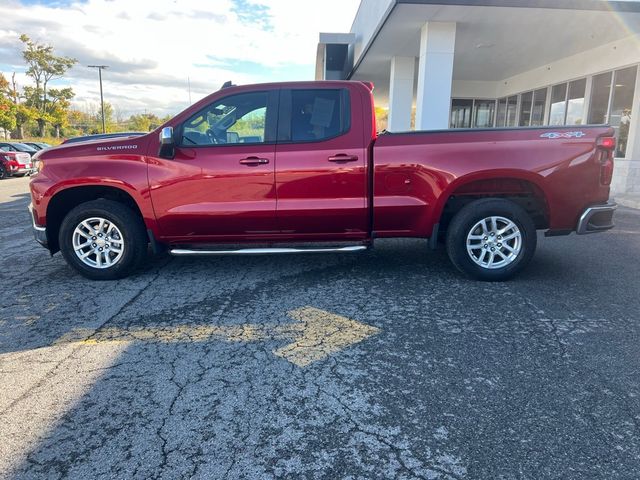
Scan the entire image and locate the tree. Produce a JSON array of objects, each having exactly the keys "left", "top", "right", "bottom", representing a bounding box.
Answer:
[
  {"left": 374, "top": 106, "right": 388, "bottom": 132},
  {"left": 20, "top": 34, "right": 77, "bottom": 136},
  {"left": 48, "top": 88, "right": 74, "bottom": 137},
  {"left": 14, "top": 104, "right": 37, "bottom": 139},
  {"left": 128, "top": 113, "right": 163, "bottom": 132},
  {"left": 97, "top": 102, "right": 115, "bottom": 132},
  {"left": 0, "top": 97, "right": 16, "bottom": 138},
  {"left": 128, "top": 113, "right": 151, "bottom": 132},
  {"left": 0, "top": 73, "right": 9, "bottom": 96},
  {"left": 0, "top": 74, "right": 15, "bottom": 138}
]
